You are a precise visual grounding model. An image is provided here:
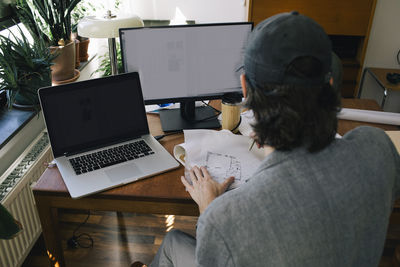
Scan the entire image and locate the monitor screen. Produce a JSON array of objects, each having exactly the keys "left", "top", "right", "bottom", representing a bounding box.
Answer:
[{"left": 119, "top": 22, "right": 252, "bottom": 104}]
